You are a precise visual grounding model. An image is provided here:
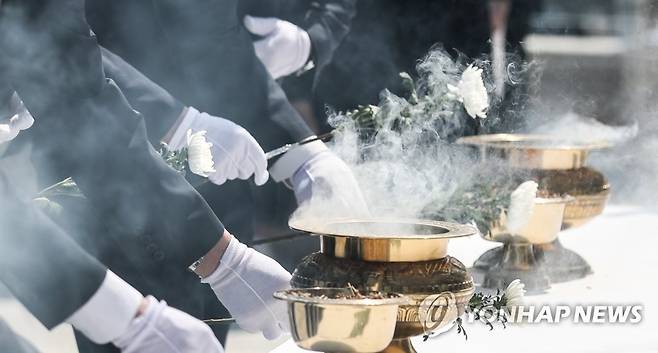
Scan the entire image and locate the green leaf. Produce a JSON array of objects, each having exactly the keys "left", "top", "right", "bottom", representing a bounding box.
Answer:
[{"left": 37, "top": 177, "right": 85, "bottom": 199}]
